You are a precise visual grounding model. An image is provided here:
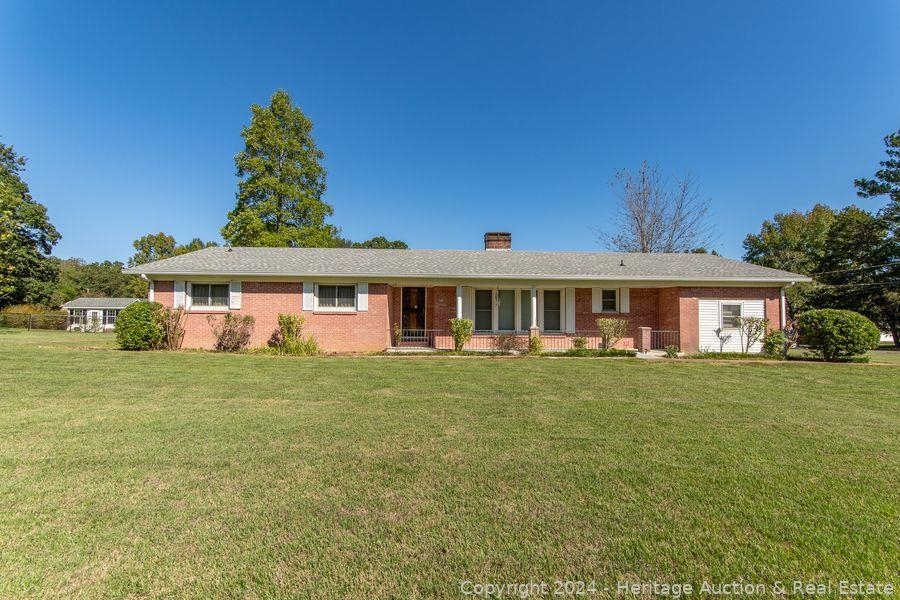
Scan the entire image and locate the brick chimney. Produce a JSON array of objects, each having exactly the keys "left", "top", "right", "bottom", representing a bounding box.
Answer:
[{"left": 484, "top": 232, "right": 512, "bottom": 251}]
